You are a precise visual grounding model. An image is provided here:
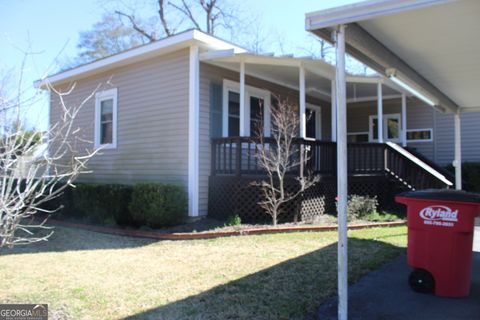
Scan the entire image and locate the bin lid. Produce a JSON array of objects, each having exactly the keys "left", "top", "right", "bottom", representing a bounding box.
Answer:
[{"left": 398, "top": 189, "right": 480, "bottom": 203}]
